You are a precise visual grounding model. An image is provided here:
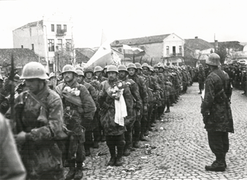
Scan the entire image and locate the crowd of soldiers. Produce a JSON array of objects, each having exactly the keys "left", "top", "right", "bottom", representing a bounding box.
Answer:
[
  {"left": 0, "top": 61, "right": 194, "bottom": 180},
  {"left": 193, "top": 61, "right": 247, "bottom": 95}
]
